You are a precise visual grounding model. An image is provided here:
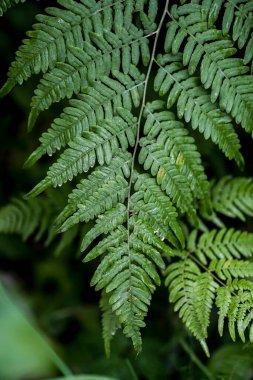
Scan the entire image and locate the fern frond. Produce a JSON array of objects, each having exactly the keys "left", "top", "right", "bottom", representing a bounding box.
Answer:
[
  {"left": 130, "top": 216, "right": 175, "bottom": 257},
  {"left": 99, "top": 289, "right": 121, "bottom": 358},
  {"left": 139, "top": 100, "right": 211, "bottom": 222},
  {"left": 211, "top": 176, "right": 253, "bottom": 220},
  {"left": 24, "top": 70, "right": 144, "bottom": 168},
  {"left": 191, "top": 272, "right": 218, "bottom": 345},
  {"left": 81, "top": 204, "right": 127, "bottom": 253},
  {"left": 154, "top": 53, "right": 243, "bottom": 166},
  {"left": 80, "top": 208, "right": 172, "bottom": 352},
  {"left": 0, "top": 0, "right": 27, "bottom": 15},
  {"left": 81, "top": 216, "right": 169, "bottom": 352},
  {"left": 165, "top": 5, "right": 253, "bottom": 135},
  {"left": 60, "top": 175, "right": 128, "bottom": 233},
  {"left": 201, "top": 0, "right": 224, "bottom": 25},
  {"left": 216, "top": 284, "right": 253, "bottom": 343},
  {"left": 209, "top": 259, "right": 253, "bottom": 280},
  {"left": 82, "top": 215, "right": 167, "bottom": 352},
  {"left": 26, "top": 113, "right": 136, "bottom": 198},
  {"left": 2, "top": 0, "right": 253, "bottom": 357},
  {"left": 221, "top": 0, "right": 253, "bottom": 65},
  {"left": 130, "top": 197, "right": 179, "bottom": 248},
  {"left": 84, "top": 226, "right": 127, "bottom": 263},
  {"left": 188, "top": 229, "right": 253, "bottom": 265},
  {"left": 132, "top": 170, "right": 185, "bottom": 247},
  {"left": 230, "top": 278, "right": 253, "bottom": 292},
  {"left": 168, "top": 226, "right": 253, "bottom": 353},
  {"left": 0, "top": 194, "right": 79, "bottom": 254},
  {"left": 165, "top": 257, "right": 217, "bottom": 356},
  {"left": 55, "top": 152, "right": 131, "bottom": 228},
  {"left": 0, "top": 0, "right": 157, "bottom": 99},
  {"left": 216, "top": 286, "right": 232, "bottom": 337},
  {"left": 143, "top": 100, "right": 211, "bottom": 199},
  {"left": 0, "top": 196, "right": 55, "bottom": 241},
  {"left": 138, "top": 138, "right": 197, "bottom": 222},
  {"left": 27, "top": 27, "right": 151, "bottom": 130}
]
